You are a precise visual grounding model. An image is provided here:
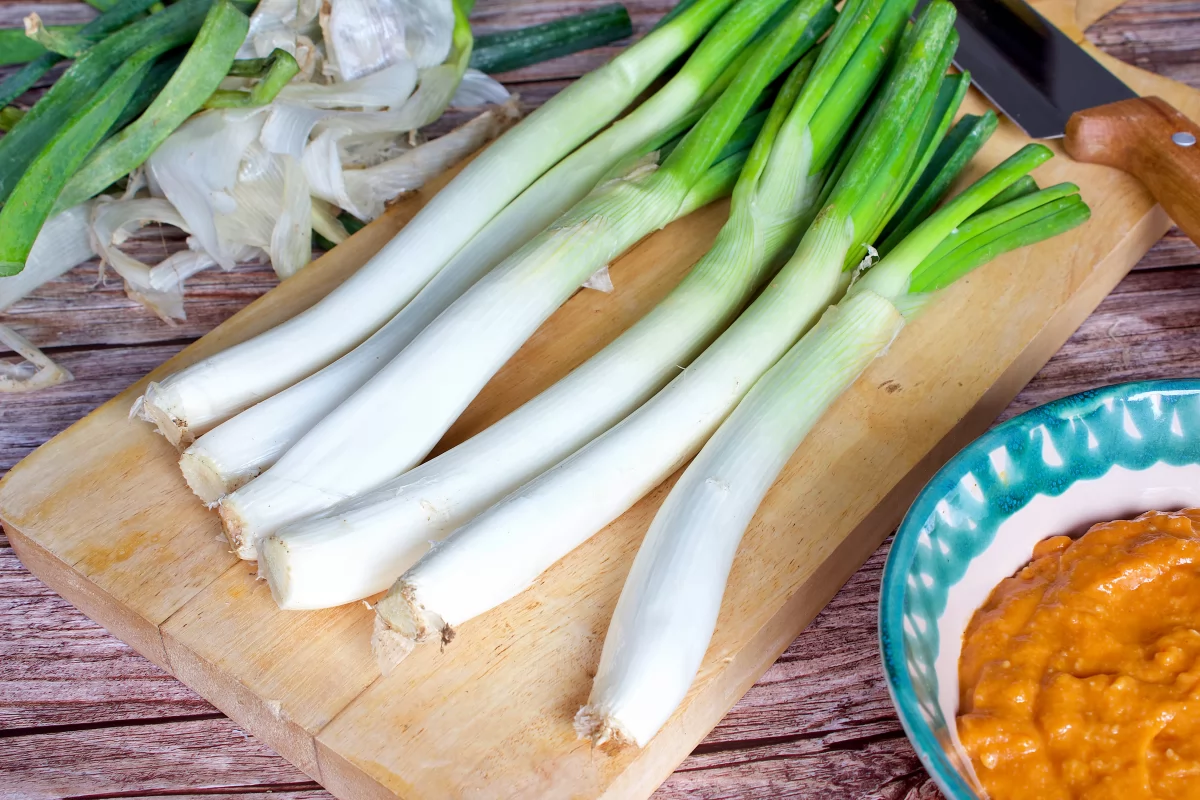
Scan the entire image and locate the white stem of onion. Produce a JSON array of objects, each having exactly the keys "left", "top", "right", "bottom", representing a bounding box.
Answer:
[
  {"left": 259, "top": 136, "right": 821, "bottom": 608},
  {"left": 134, "top": 0, "right": 740, "bottom": 447},
  {"left": 217, "top": 0, "right": 826, "bottom": 554},
  {"left": 575, "top": 288, "right": 905, "bottom": 747},
  {"left": 370, "top": 212, "right": 856, "bottom": 668},
  {"left": 369, "top": 0, "right": 962, "bottom": 668}
]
